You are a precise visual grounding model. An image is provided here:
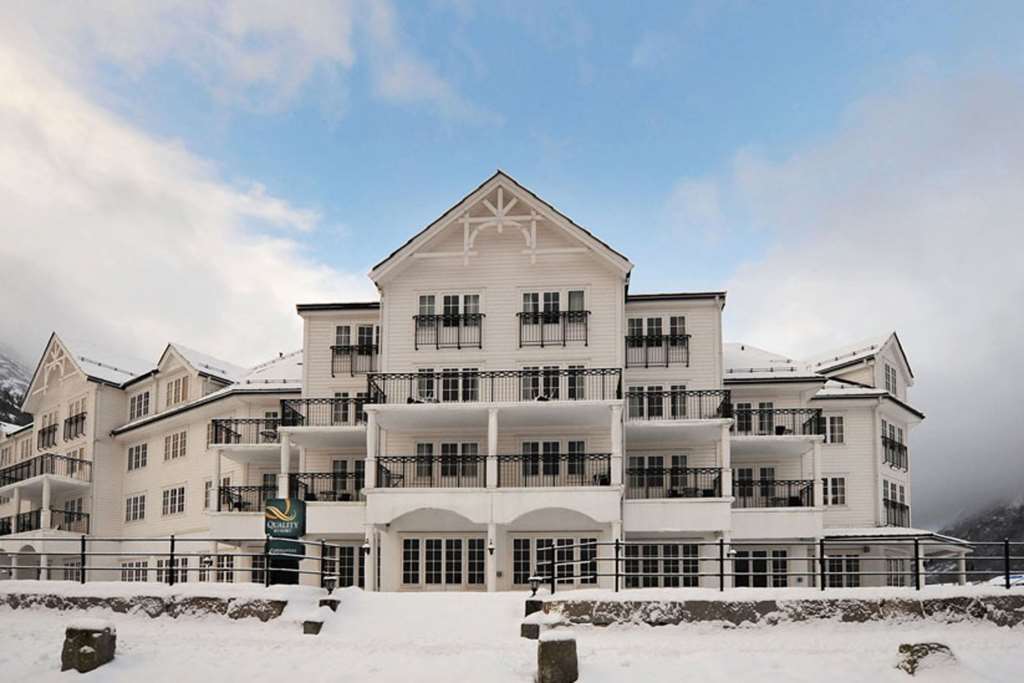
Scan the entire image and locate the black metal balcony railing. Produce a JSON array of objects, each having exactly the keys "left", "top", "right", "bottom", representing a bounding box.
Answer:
[
  {"left": 289, "top": 472, "right": 365, "bottom": 502},
  {"left": 368, "top": 368, "right": 622, "bottom": 405},
  {"left": 0, "top": 516, "right": 10, "bottom": 536},
  {"left": 731, "top": 408, "right": 823, "bottom": 437},
  {"left": 625, "top": 389, "right": 732, "bottom": 421},
  {"left": 37, "top": 424, "right": 58, "bottom": 449},
  {"left": 625, "top": 467, "right": 722, "bottom": 499},
  {"left": 207, "top": 418, "right": 281, "bottom": 446},
  {"left": 413, "top": 314, "right": 485, "bottom": 350},
  {"left": 280, "top": 398, "right": 367, "bottom": 427},
  {"left": 376, "top": 456, "right": 487, "bottom": 489},
  {"left": 15, "top": 509, "right": 42, "bottom": 533},
  {"left": 885, "top": 499, "right": 911, "bottom": 527},
  {"left": 496, "top": 453, "right": 611, "bottom": 487},
  {"left": 63, "top": 412, "right": 87, "bottom": 441},
  {"left": 732, "top": 479, "right": 815, "bottom": 508},
  {"left": 217, "top": 485, "right": 276, "bottom": 512},
  {"left": 0, "top": 453, "right": 92, "bottom": 487},
  {"left": 330, "top": 344, "right": 379, "bottom": 377},
  {"left": 517, "top": 311, "right": 590, "bottom": 347},
  {"left": 624, "top": 334, "right": 691, "bottom": 368},
  {"left": 50, "top": 509, "right": 90, "bottom": 533},
  {"left": 882, "top": 436, "right": 909, "bottom": 470}
]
